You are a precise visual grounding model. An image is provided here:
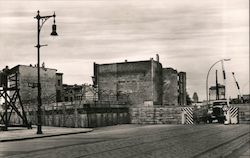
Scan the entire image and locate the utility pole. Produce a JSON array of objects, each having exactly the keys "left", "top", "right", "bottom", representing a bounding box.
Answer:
[{"left": 215, "top": 70, "right": 219, "bottom": 100}]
